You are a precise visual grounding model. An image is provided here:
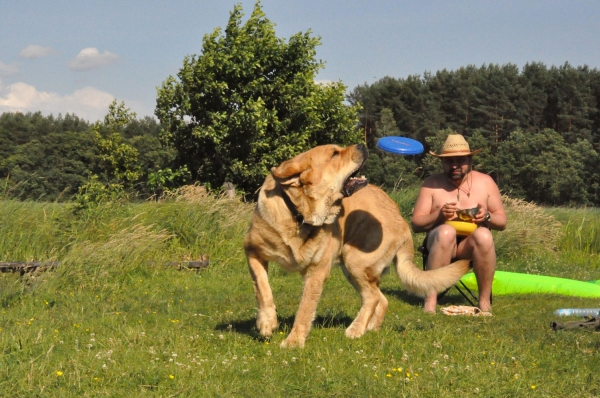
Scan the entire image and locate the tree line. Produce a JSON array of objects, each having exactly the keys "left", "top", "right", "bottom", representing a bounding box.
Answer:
[
  {"left": 0, "top": 108, "right": 179, "bottom": 202},
  {"left": 1, "top": 2, "right": 599, "bottom": 206}
]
